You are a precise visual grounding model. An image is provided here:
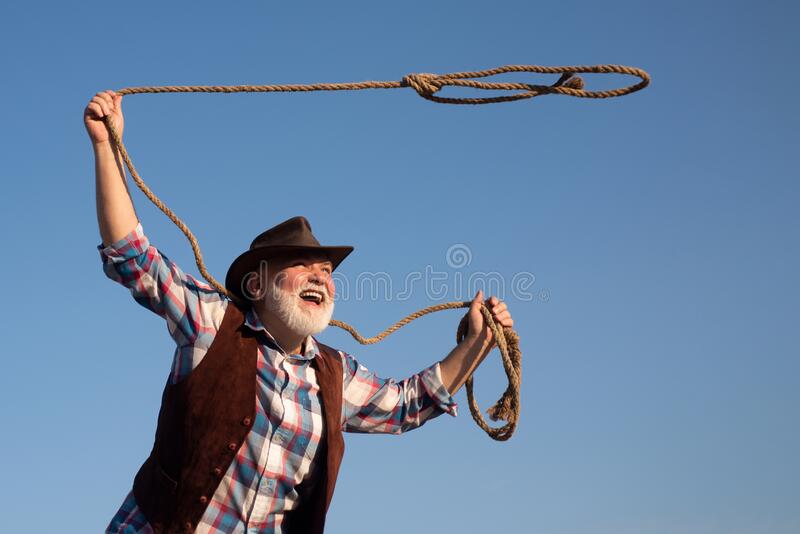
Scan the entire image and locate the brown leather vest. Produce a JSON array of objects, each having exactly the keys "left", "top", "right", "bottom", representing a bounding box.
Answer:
[{"left": 132, "top": 302, "right": 345, "bottom": 534}]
